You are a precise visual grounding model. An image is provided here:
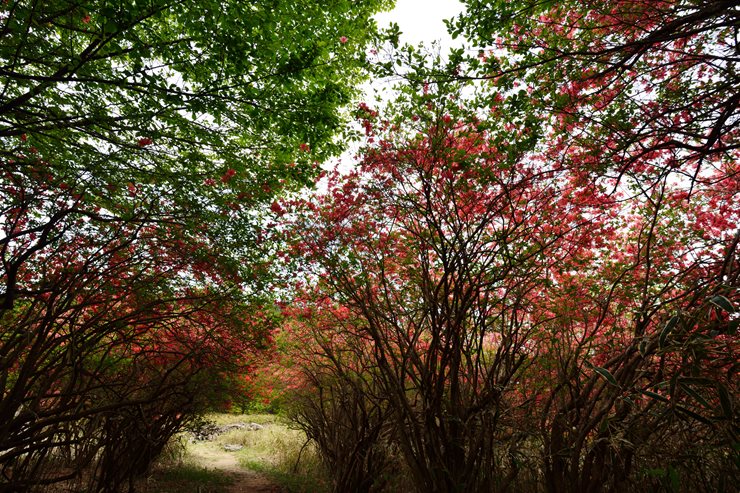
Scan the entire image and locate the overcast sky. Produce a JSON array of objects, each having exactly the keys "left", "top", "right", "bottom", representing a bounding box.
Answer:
[
  {"left": 374, "top": 0, "right": 465, "bottom": 49},
  {"left": 332, "top": 1, "right": 467, "bottom": 174}
]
